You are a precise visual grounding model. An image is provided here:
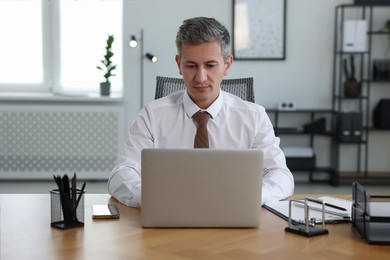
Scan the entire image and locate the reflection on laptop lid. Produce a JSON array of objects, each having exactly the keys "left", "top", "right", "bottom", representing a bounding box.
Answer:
[{"left": 141, "top": 149, "right": 263, "bottom": 228}]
